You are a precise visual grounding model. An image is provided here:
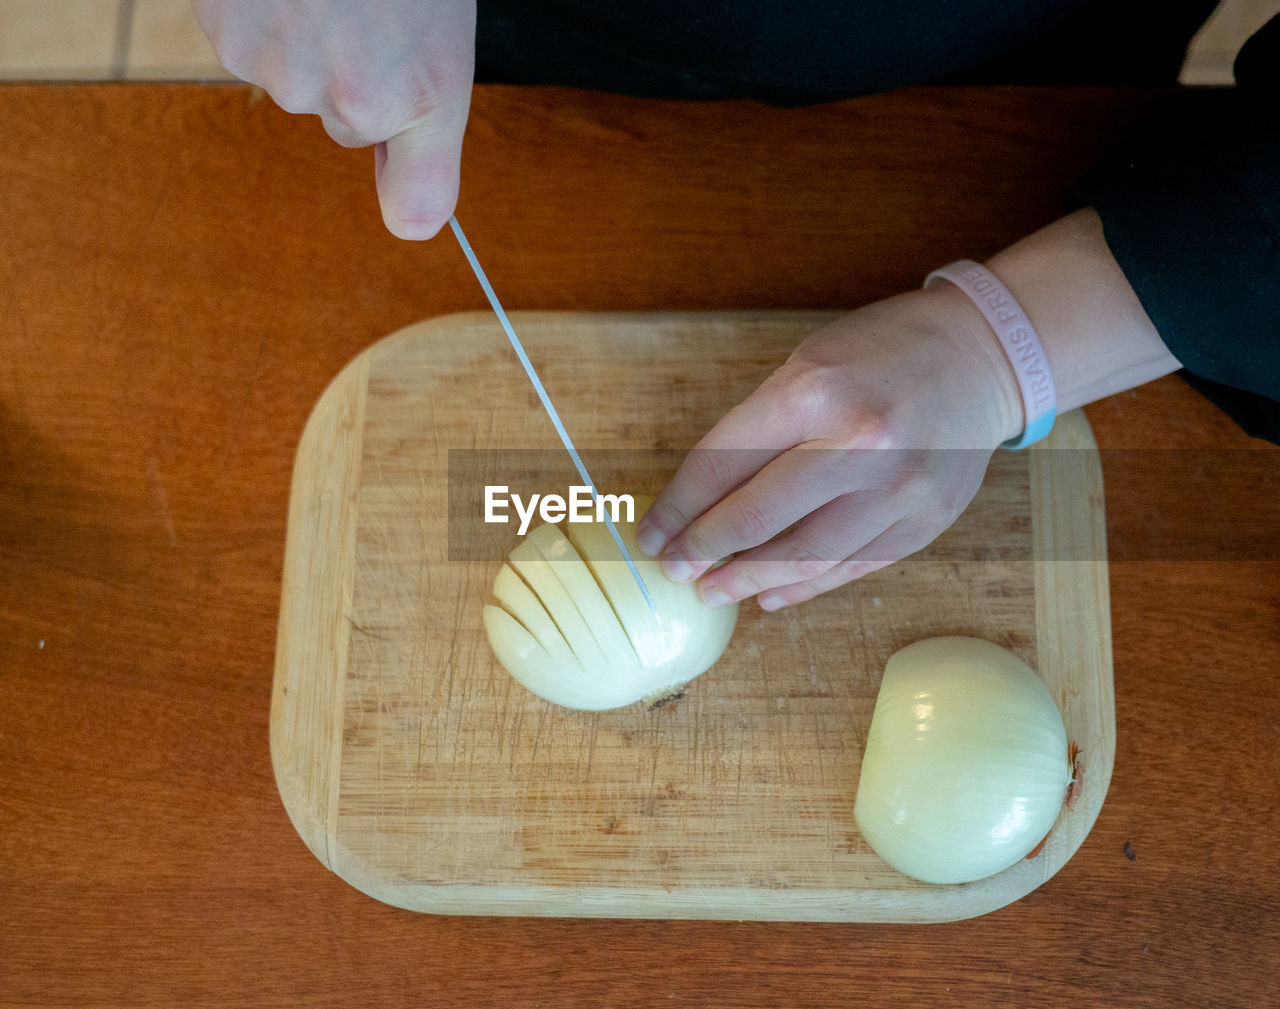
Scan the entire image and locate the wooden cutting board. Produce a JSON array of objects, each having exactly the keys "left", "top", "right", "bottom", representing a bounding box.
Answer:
[{"left": 271, "top": 311, "right": 1113, "bottom": 922}]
